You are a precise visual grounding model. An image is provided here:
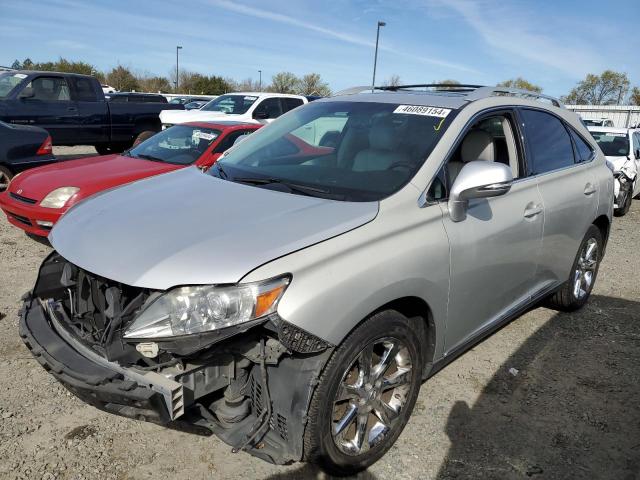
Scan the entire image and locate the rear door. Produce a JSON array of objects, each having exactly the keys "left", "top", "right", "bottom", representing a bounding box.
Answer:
[
  {"left": 68, "top": 76, "right": 109, "bottom": 145},
  {"left": 519, "top": 108, "right": 598, "bottom": 289},
  {"left": 12, "top": 75, "right": 78, "bottom": 144}
]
